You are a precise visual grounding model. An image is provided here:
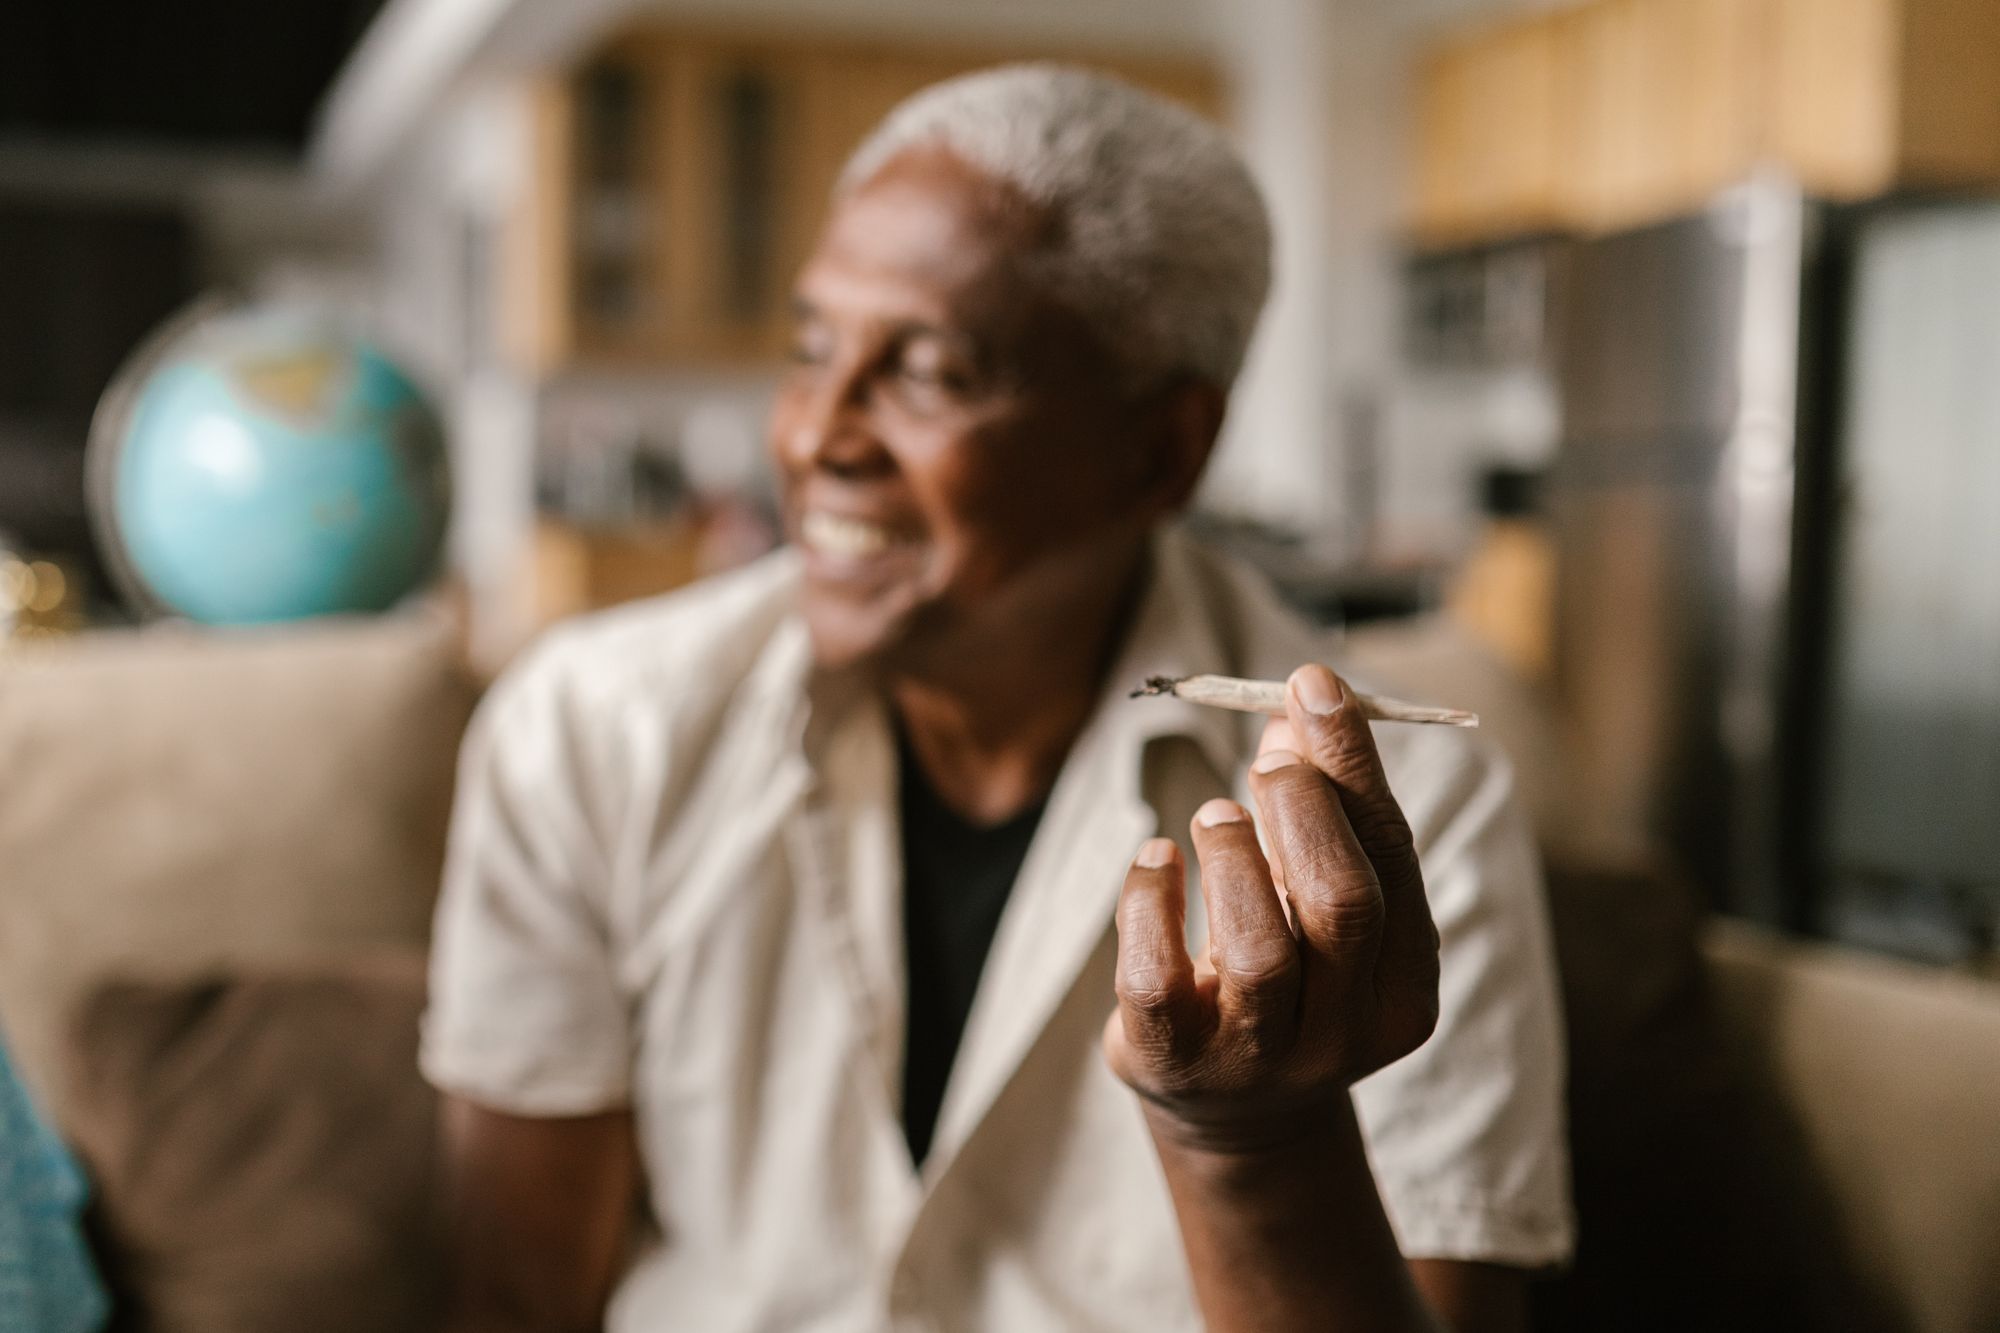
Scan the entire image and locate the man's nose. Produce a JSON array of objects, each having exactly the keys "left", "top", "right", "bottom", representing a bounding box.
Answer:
[{"left": 780, "top": 358, "right": 885, "bottom": 475}]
